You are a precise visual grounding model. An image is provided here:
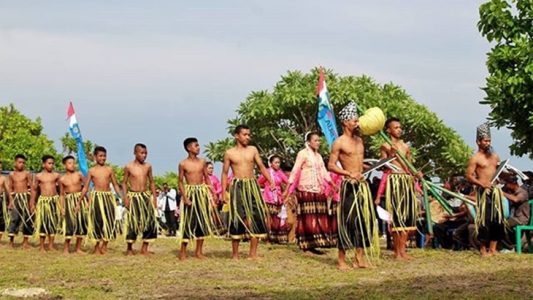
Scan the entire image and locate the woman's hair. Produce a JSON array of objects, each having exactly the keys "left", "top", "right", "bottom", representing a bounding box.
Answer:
[
  {"left": 269, "top": 154, "right": 281, "bottom": 164},
  {"left": 305, "top": 131, "right": 320, "bottom": 142}
]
